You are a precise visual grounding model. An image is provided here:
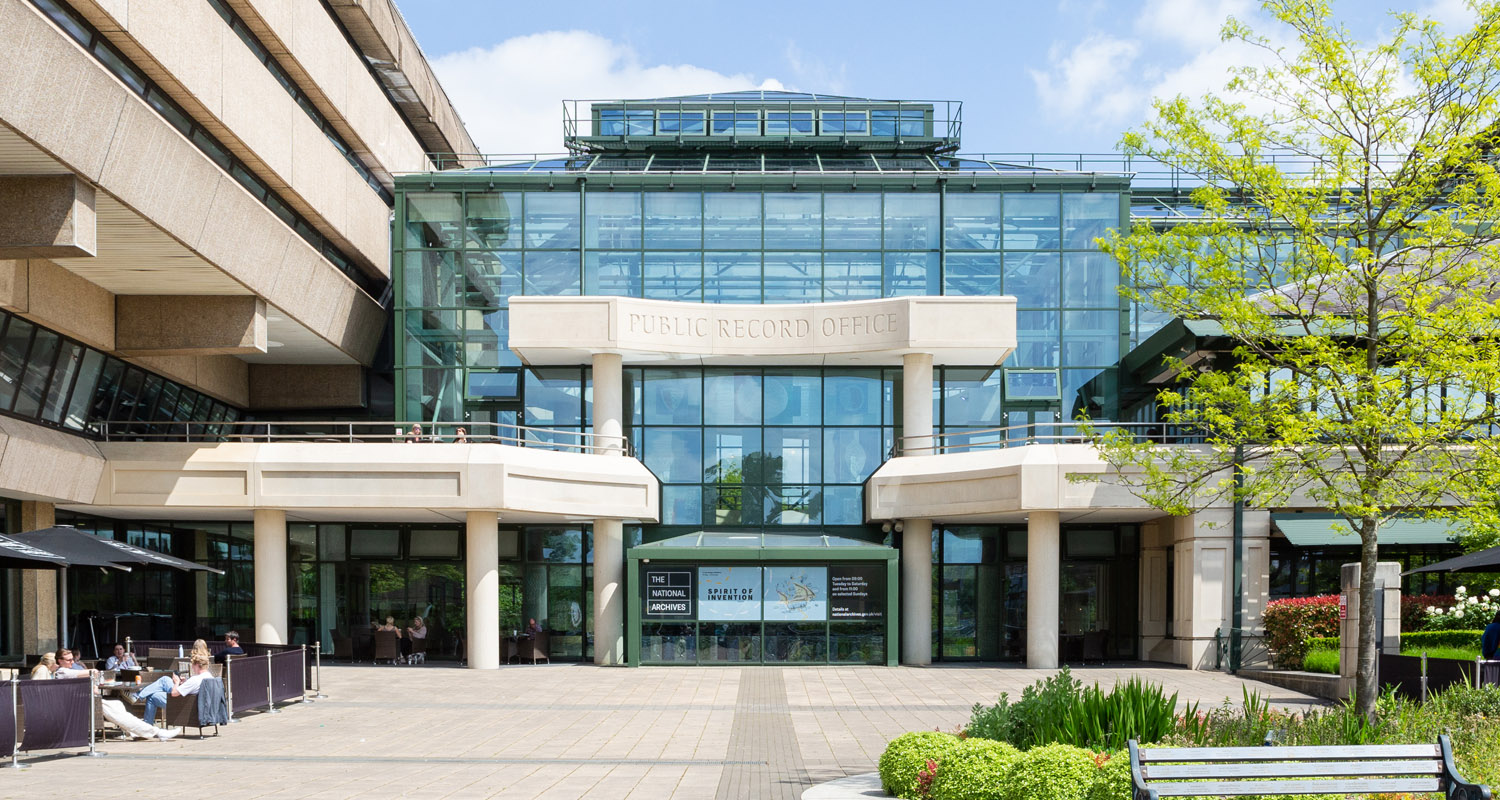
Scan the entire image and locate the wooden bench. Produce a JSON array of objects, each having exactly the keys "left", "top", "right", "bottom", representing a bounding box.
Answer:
[{"left": 1128, "top": 736, "right": 1491, "bottom": 800}]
